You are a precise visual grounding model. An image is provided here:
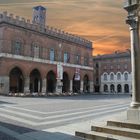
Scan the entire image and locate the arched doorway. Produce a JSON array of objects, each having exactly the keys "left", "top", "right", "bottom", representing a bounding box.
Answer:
[
  {"left": 30, "top": 69, "right": 42, "bottom": 93},
  {"left": 62, "top": 72, "right": 70, "bottom": 93},
  {"left": 117, "top": 84, "right": 122, "bottom": 93},
  {"left": 104, "top": 84, "right": 108, "bottom": 92},
  {"left": 9, "top": 67, "right": 24, "bottom": 93},
  {"left": 73, "top": 74, "right": 80, "bottom": 93},
  {"left": 110, "top": 84, "right": 115, "bottom": 93},
  {"left": 47, "top": 71, "right": 56, "bottom": 93},
  {"left": 83, "top": 75, "right": 90, "bottom": 93},
  {"left": 124, "top": 84, "right": 129, "bottom": 93}
]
